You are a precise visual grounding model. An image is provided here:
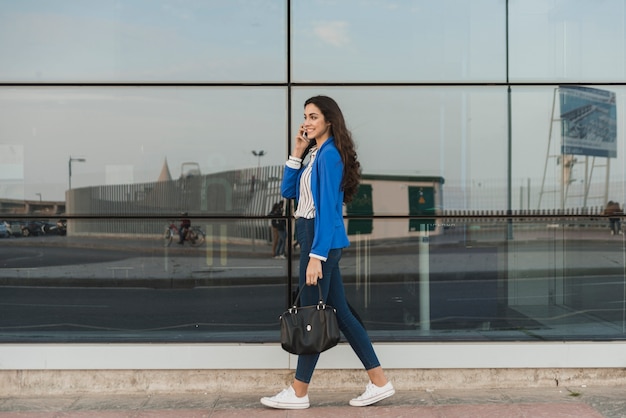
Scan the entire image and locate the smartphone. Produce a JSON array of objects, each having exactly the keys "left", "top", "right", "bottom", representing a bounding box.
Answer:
[{"left": 303, "top": 132, "right": 315, "bottom": 156}]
